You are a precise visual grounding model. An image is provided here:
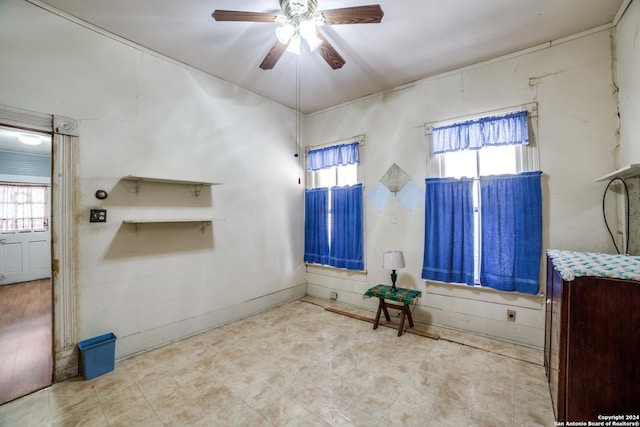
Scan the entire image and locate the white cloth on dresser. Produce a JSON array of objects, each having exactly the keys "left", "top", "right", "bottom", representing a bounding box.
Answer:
[{"left": 547, "top": 249, "right": 640, "bottom": 281}]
